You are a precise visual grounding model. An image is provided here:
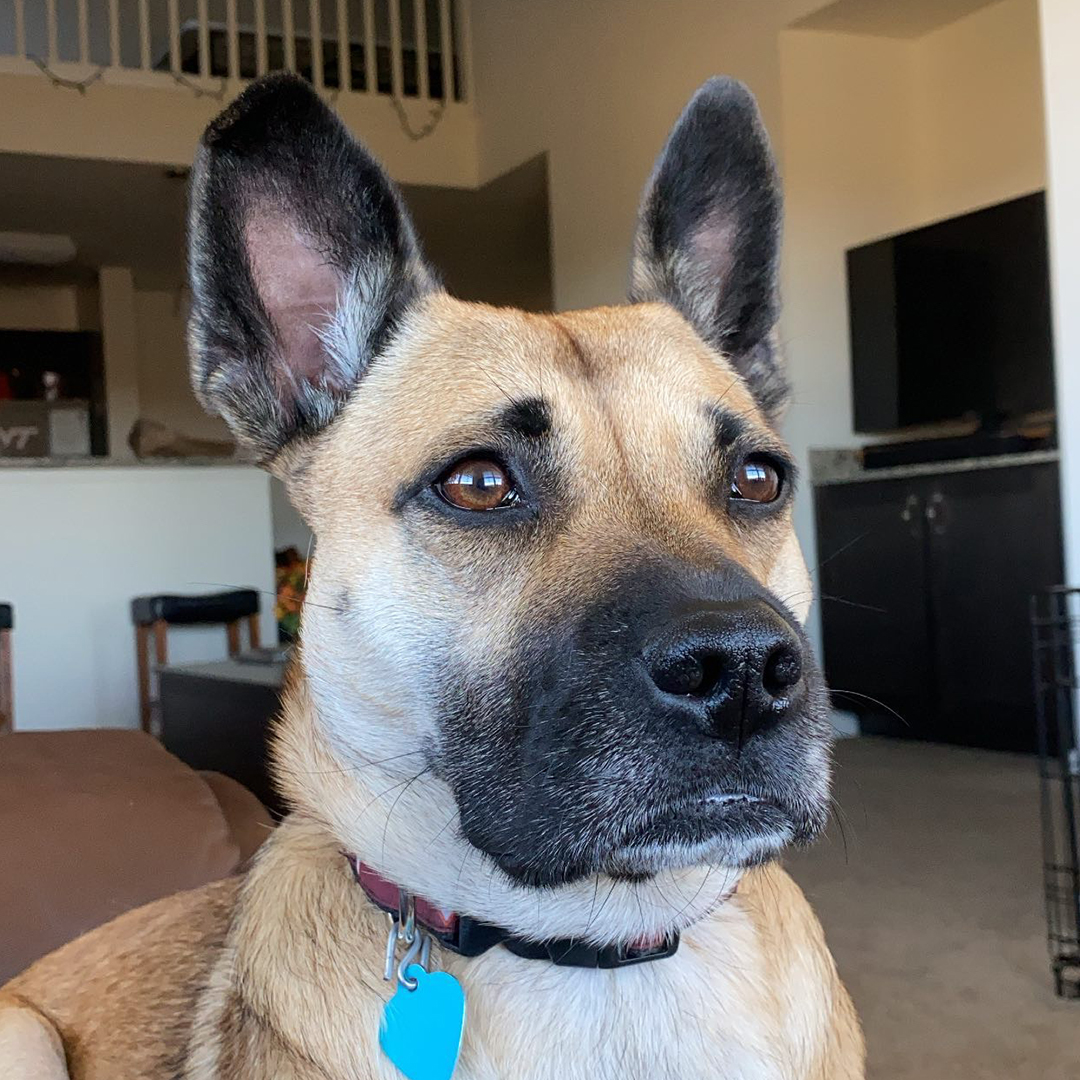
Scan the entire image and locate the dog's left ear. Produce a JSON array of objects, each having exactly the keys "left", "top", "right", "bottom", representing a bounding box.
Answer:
[
  {"left": 630, "top": 77, "right": 788, "bottom": 422},
  {"left": 187, "top": 73, "right": 437, "bottom": 463}
]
